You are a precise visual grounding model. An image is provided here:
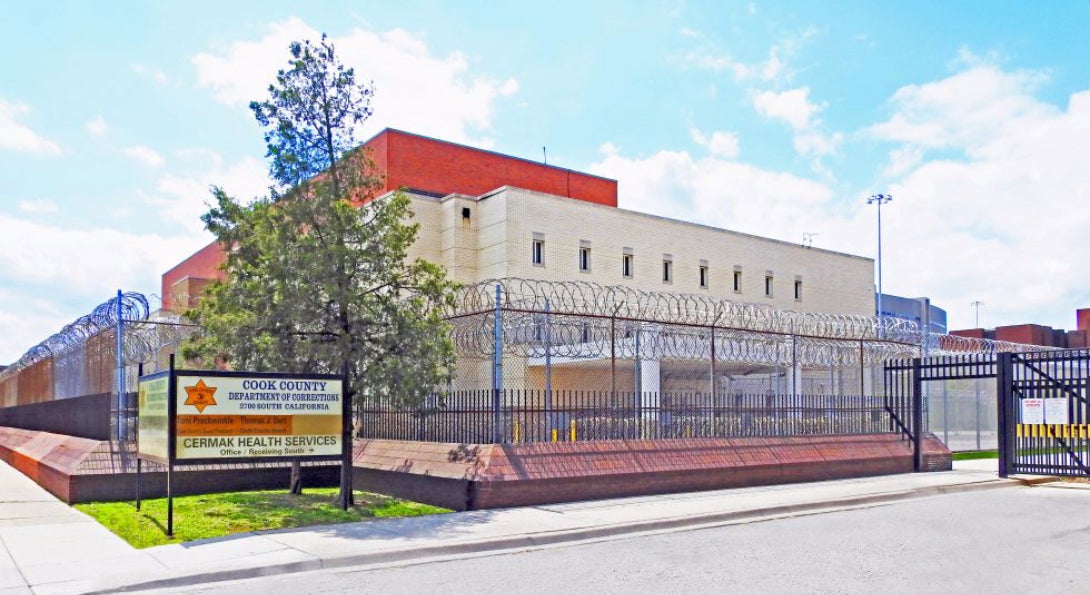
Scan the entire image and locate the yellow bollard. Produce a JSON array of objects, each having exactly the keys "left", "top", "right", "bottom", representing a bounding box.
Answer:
[
  {"left": 551, "top": 428, "right": 558, "bottom": 443},
  {"left": 513, "top": 420, "right": 520, "bottom": 443},
  {"left": 570, "top": 420, "right": 576, "bottom": 442}
]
